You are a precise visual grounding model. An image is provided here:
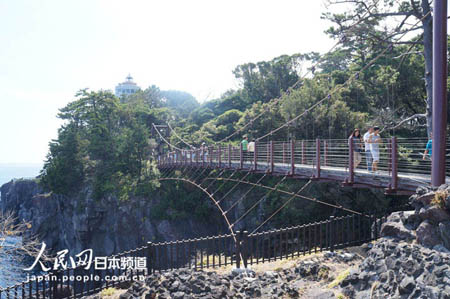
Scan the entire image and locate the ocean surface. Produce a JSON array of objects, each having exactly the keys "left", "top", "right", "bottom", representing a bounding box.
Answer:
[{"left": 0, "top": 164, "right": 42, "bottom": 289}]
